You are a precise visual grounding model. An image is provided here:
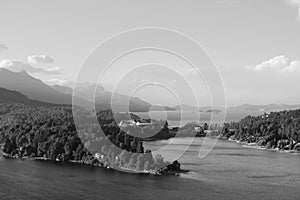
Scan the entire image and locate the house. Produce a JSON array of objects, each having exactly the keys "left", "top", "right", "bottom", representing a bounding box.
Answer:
[{"left": 119, "top": 119, "right": 152, "bottom": 127}]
